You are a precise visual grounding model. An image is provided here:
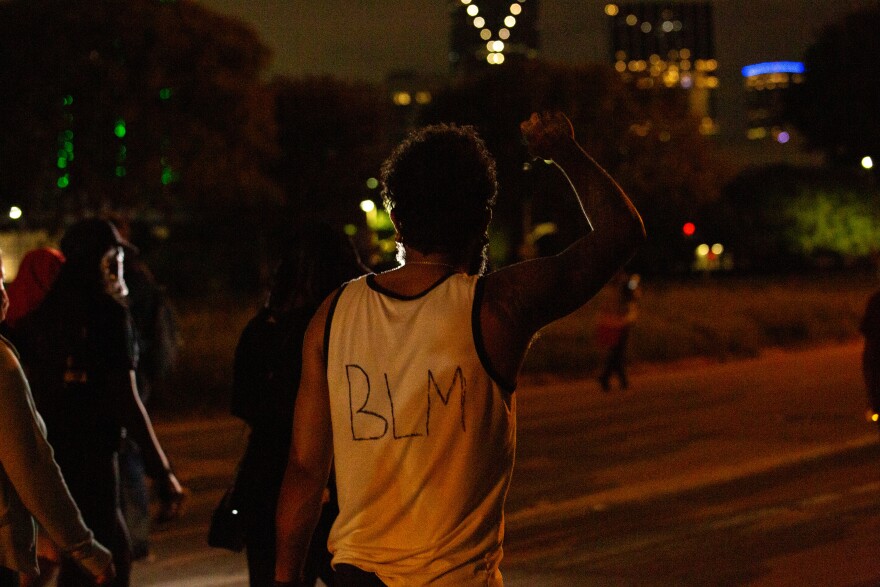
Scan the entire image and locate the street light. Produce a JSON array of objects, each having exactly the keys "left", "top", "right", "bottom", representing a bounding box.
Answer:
[
  {"left": 862, "top": 156, "right": 874, "bottom": 170},
  {"left": 8, "top": 206, "right": 22, "bottom": 220}
]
